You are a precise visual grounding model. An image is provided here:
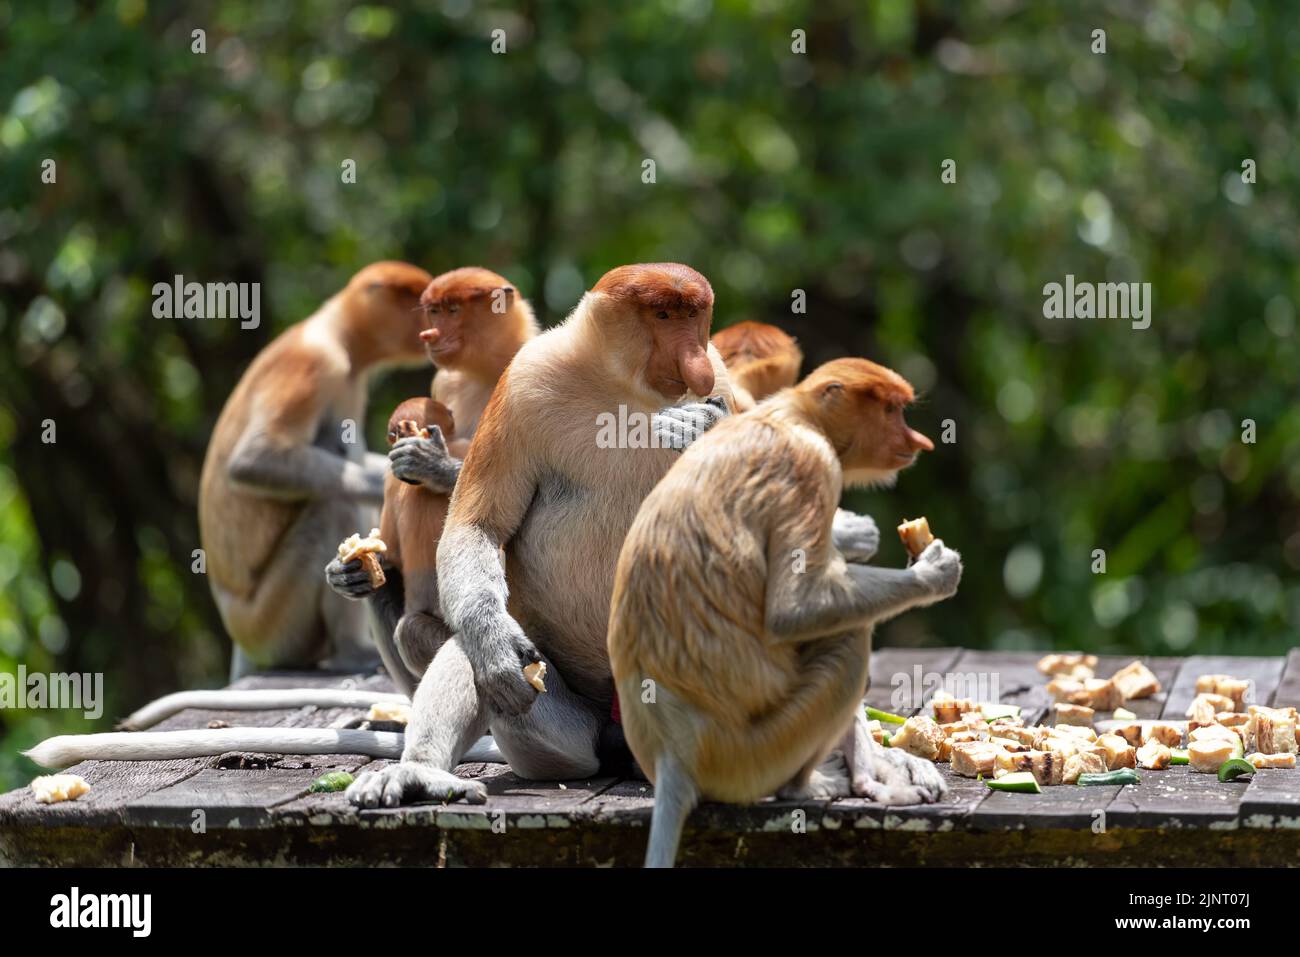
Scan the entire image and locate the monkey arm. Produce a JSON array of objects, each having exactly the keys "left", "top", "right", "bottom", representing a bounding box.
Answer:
[
  {"left": 436, "top": 393, "right": 544, "bottom": 717},
  {"left": 228, "top": 433, "right": 386, "bottom": 503},
  {"left": 389, "top": 428, "right": 462, "bottom": 493},
  {"left": 766, "top": 540, "right": 962, "bottom": 643}
]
